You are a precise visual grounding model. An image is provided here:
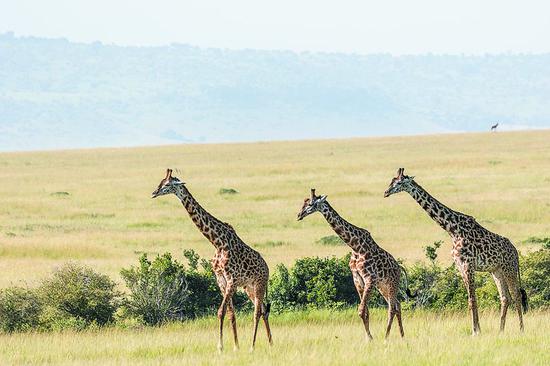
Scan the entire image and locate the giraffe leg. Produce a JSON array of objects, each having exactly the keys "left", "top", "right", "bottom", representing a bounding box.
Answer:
[
  {"left": 395, "top": 300, "right": 404, "bottom": 338},
  {"left": 245, "top": 284, "right": 272, "bottom": 349},
  {"left": 251, "top": 298, "right": 262, "bottom": 350},
  {"left": 261, "top": 307, "right": 273, "bottom": 346},
  {"left": 217, "top": 283, "right": 236, "bottom": 352},
  {"left": 492, "top": 270, "right": 511, "bottom": 332},
  {"left": 227, "top": 298, "right": 239, "bottom": 350},
  {"left": 384, "top": 299, "right": 396, "bottom": 339},
  {"left": 358, "top": 281, "right": 374, "bottom": 341},
  {"left": 460, "top": 266, "right": 481, "bottom": 335},
  {"left": 384, "top": 284, "right": 403, "bottom": 339},
  {"left": 504, "top": 272, "right": 524, "bottom": 332}
]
